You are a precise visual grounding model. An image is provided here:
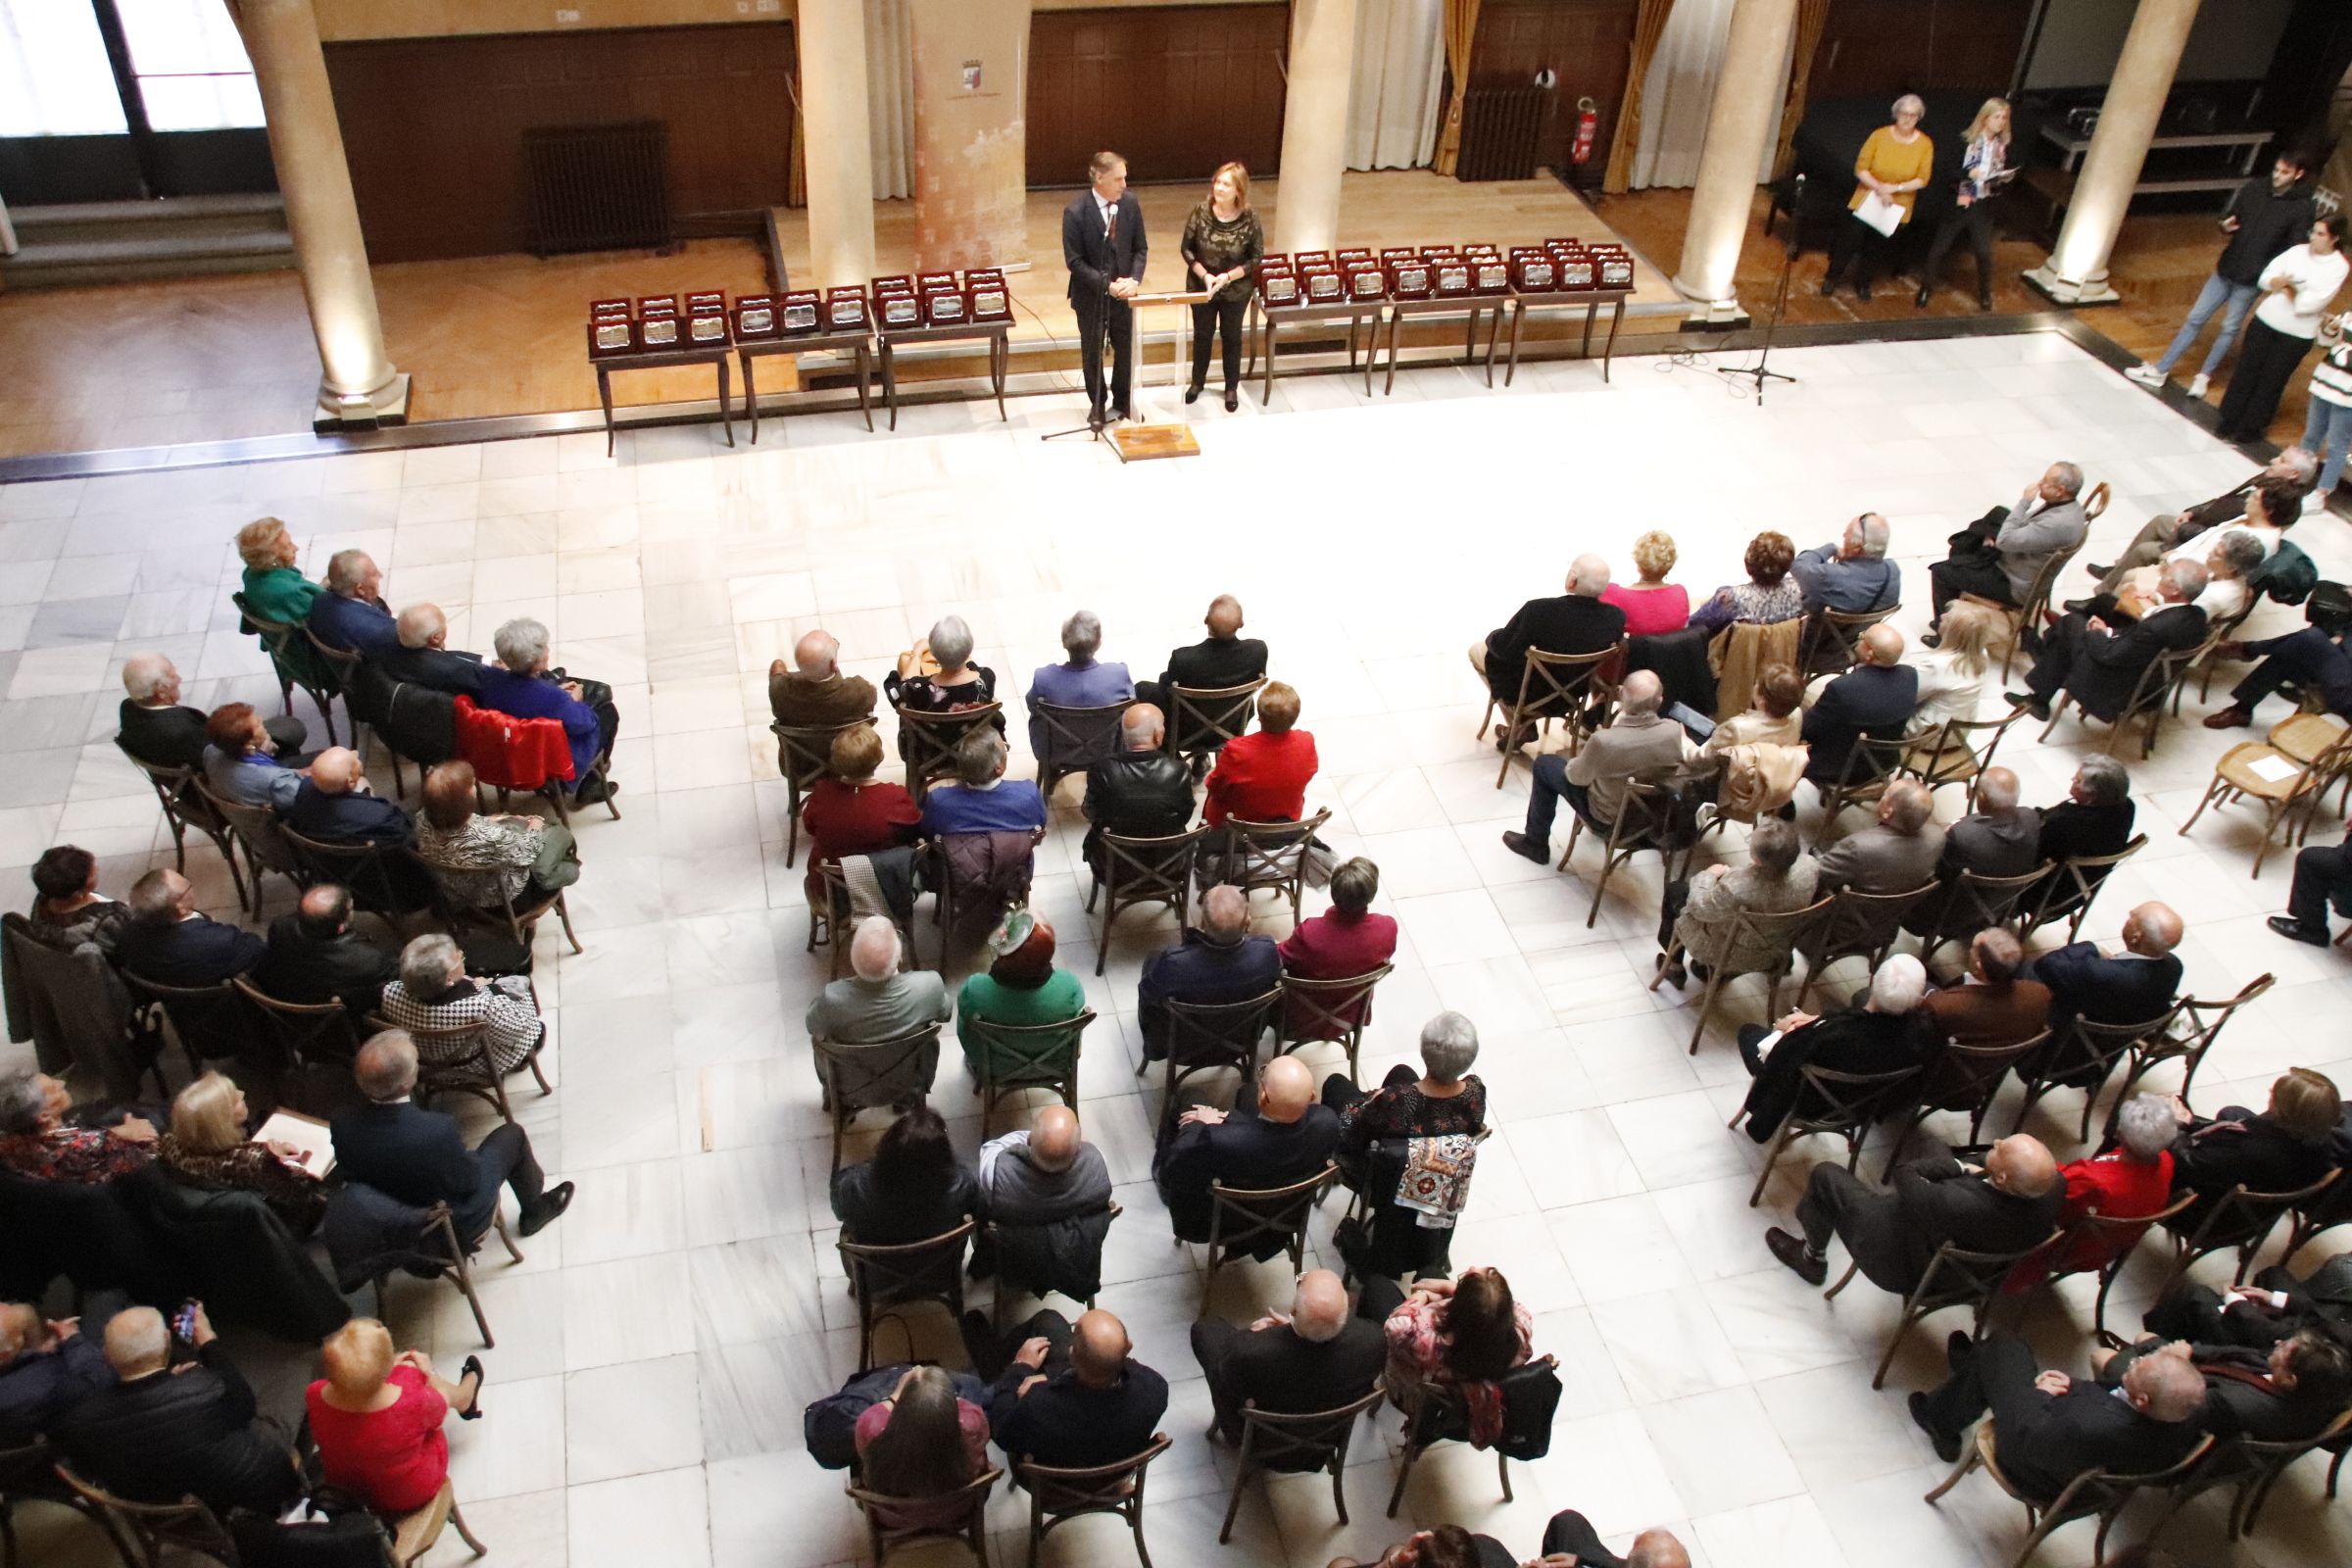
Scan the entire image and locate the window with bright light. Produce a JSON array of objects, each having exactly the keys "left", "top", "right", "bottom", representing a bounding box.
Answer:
[
  {"left": 116, "top": 0, "right": 264, "bottom": 131},
  {"left": 0, "top": 0, "right": 129, "bottom": 136}
]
